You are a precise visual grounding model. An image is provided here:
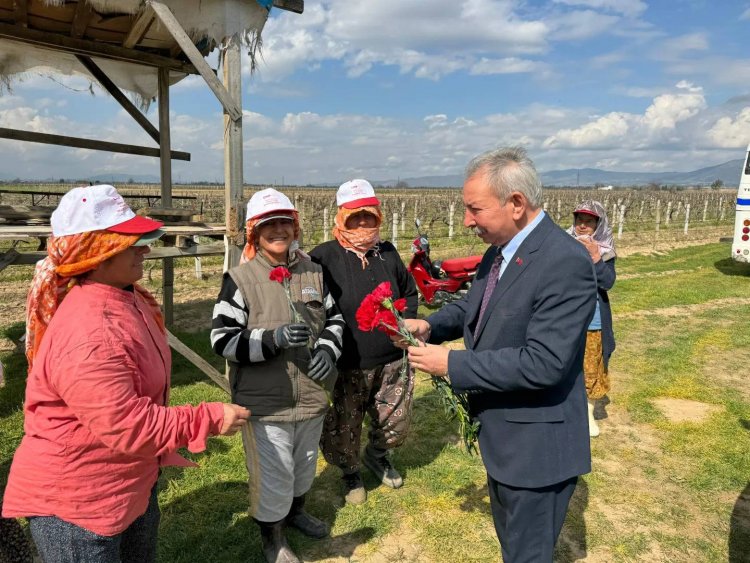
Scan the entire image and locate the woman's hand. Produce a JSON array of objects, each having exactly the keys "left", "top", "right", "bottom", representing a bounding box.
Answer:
[
  {"left": 219, "top": 404, "right": 250, "bottom": 436},
  {"left": 577, "top": 236, "right": 601, "bottom": 263}
]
